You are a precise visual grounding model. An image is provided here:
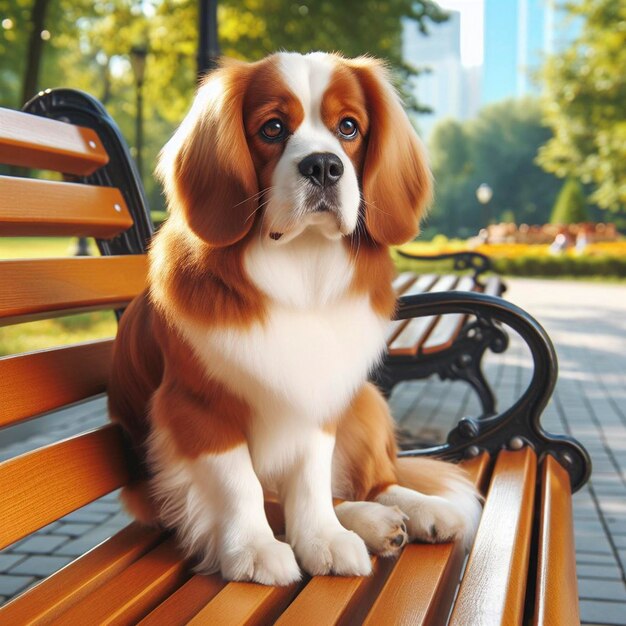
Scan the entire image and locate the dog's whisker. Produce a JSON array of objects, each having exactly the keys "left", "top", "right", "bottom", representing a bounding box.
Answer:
[{"left": 232, "top": 186, "right": 277, "bottom": 209}]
